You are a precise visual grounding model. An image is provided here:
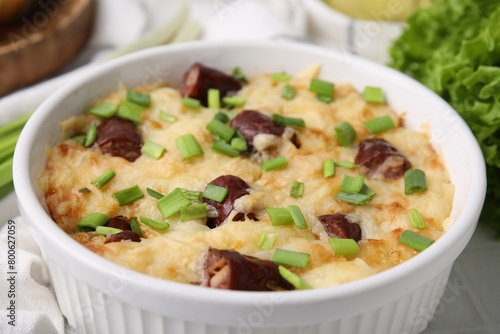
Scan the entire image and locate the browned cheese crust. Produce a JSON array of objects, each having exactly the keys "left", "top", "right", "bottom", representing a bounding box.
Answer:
[{"left": 39, "top": 64, "right": 454, "bottom": 289}]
